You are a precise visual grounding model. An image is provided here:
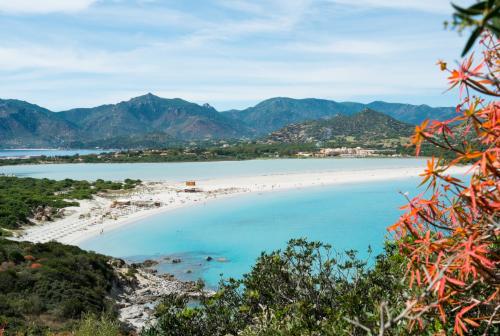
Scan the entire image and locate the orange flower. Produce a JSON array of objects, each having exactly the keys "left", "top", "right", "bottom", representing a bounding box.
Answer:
[
  {"left": 411, "top": 120, "right": 430, "bottom": 155},
  {"left": 390, "top": 33, "right": 499, "bottom": 335},
  {"left": 447, "top": 54, "right": 484, "bottom": 97}
]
